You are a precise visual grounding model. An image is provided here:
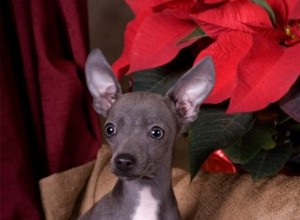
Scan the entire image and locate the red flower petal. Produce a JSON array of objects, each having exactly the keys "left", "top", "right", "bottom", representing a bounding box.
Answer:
[
  {"left": 112, "top": 11, "right": 152, "bottom": 78},
  {"left": 286, "top": 0, "right": 300, "bottom": 20},
  {"left": 227, "top": 36, "right": 300, "bottom": 113},
  {"left": 191, "top": 0, "right": 272, "bottom": 38},
  {"left": 195, "top": 31, "right": 253, "bottom": 104},
  {"left": 127, "top": 11, "right": 196, "bottom": 73},
  {"left": 203, "top": 0, "right": 228, "bottom": 4},
  {"left": 246, "top": 24, "right": 287, "bottom": 42},
  {"left": 265, "top": 0, "right": 288, "bottom": 28},
  {"left": 157, "top": 0, "right": 197, "bottom": 20},
  {"left": 160, "top": 0, "right": 197, "bottom": 11},
  {"left": 125, "top": 0, "right": 171, "bottom": 14}
]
